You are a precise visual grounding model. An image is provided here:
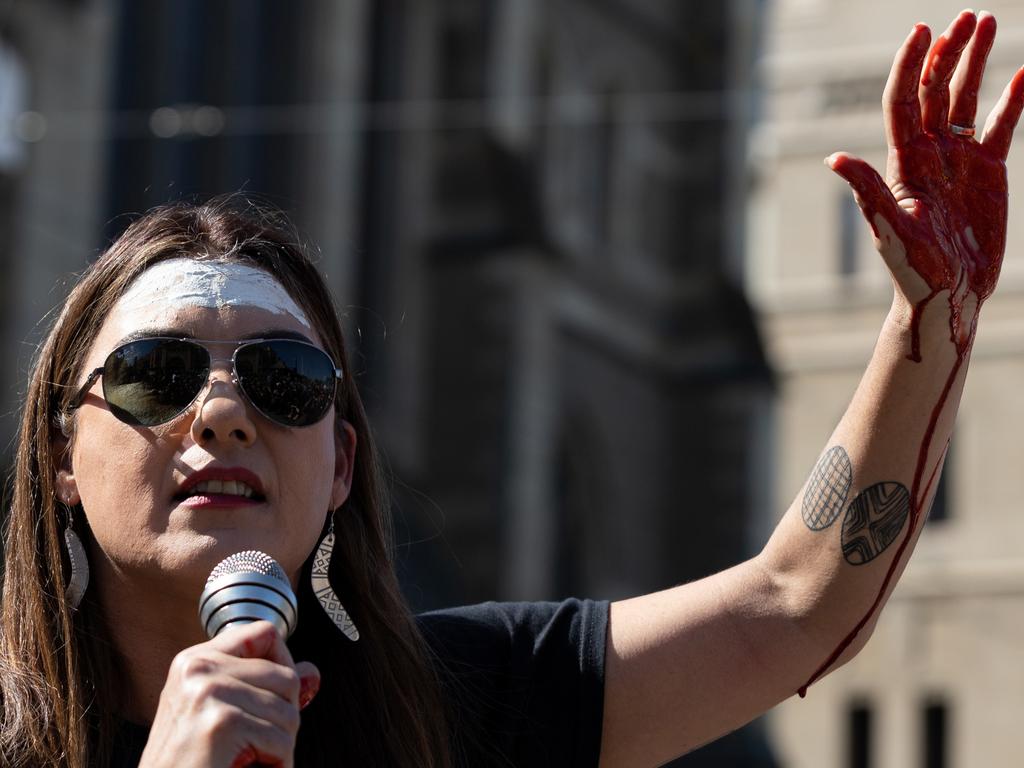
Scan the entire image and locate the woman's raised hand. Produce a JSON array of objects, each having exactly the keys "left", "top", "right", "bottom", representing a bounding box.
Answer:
[
  {"left": 139, "top": 622, "right": 319, "bottom": 768},
  {"left": 828, "top": 11, "right": 1024, "bottom": 356}
]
